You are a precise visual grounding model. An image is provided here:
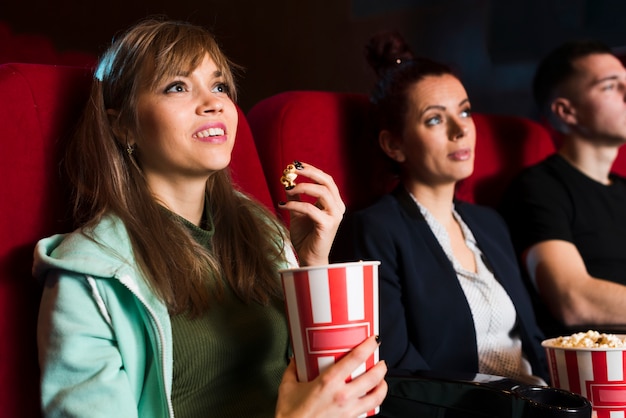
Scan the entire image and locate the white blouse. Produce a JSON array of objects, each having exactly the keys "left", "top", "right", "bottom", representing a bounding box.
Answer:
[{"left": 410, "top": 194, "right": 545, "bottom": 385}]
